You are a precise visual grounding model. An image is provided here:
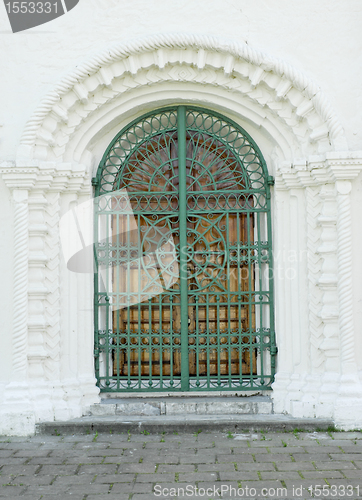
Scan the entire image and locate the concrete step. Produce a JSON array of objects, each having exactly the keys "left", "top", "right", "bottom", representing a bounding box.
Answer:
[
  {"left": 88, "top": 395, "right": 273, "bottom": 417},
  {"left": 36, "top": 396, "right": 334, "bottom": 435},
  {"left": 36, "top": 414, "right": 334, "bottom": 435}
]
